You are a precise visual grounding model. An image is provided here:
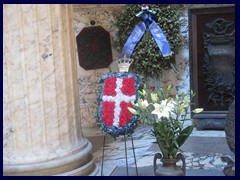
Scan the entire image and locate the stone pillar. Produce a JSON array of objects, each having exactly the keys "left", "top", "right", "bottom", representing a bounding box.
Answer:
[{"left": 3, "top": 4, "right": 99, "bottom": 176}]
